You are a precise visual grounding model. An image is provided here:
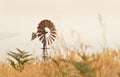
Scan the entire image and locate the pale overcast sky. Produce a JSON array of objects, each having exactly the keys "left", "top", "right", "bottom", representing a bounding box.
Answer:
[{"left": 0, "top": 0, "right": 120, "bottom": 60}]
